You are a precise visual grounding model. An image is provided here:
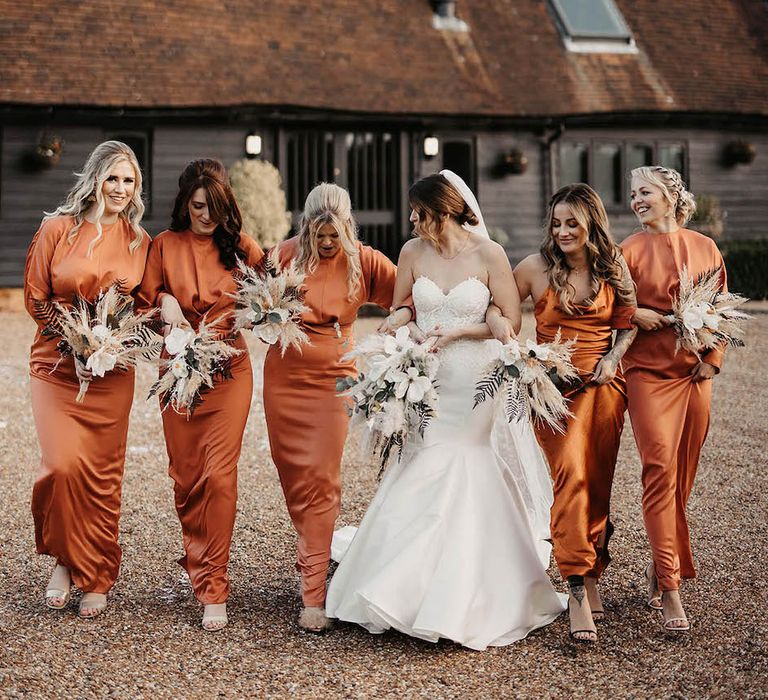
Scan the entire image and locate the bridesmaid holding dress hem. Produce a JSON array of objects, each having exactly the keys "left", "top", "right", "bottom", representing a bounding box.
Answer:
[
  {"left": 137, "top": 159, "right": 263, "bottom": 631},
  {"left": 25, "top": 140, "right": 150, "bottom": 618}
]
